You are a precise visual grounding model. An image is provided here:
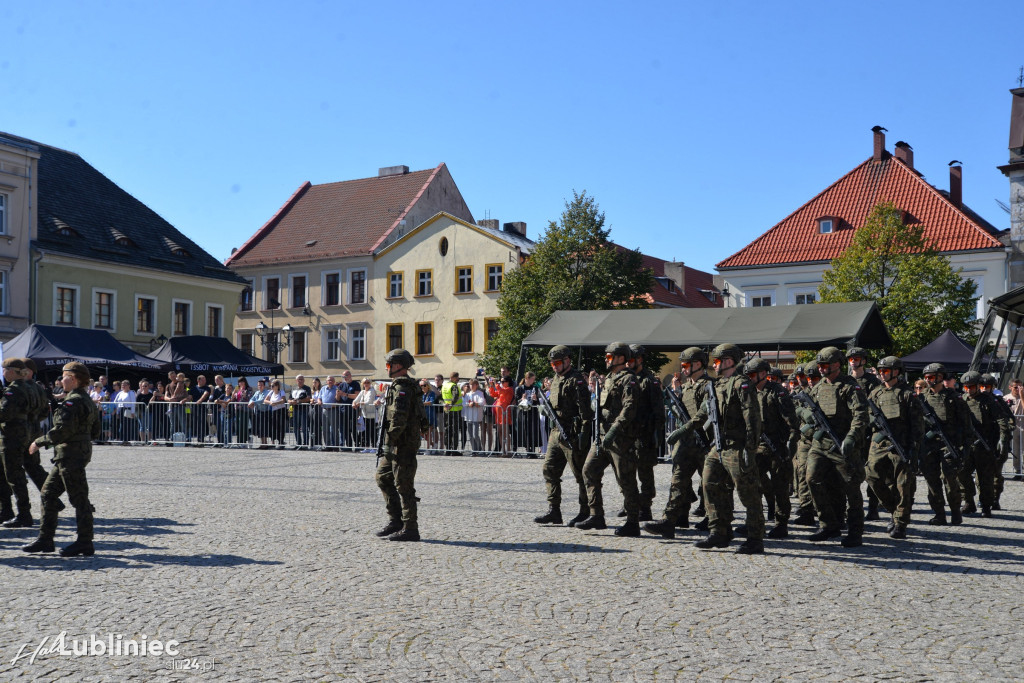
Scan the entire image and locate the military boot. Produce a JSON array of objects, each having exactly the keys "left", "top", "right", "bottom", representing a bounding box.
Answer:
[
  {"left": 643, "top": 519, "right": 675, "bottom": 539},
  {"left": 566, "top": 507, "right": 589, "bottom": 527},
  {"left": 807, "top": 526, "right": 841, "bottom": 542},
  {"left": 638, "top": 507, "right": 653, "bottom": 522},
  {"left": 375, "top": 520, "right": 403, "bottom": 537},
  {"left": 865, "top": 503, "right": 880, "bottom": 521},
  {"left": 614, "top": 520, "right": 641, "bottom": 537},
  {"left": 575, "top": 515, "right": 607, "bottom": 530},
  {"left": 766, "top": 524, "right": 788, "bottom": 539},
  {"left": 675, "top": 514, "right": 689, "bottom": 529},
  {"left": 387, "top": 526, "right": 420, "bottom": 542},
  {"left": 694, "top": 534, "right": 730, "bottom": 550},
  {"left": 694, "top": 517, "right": 709, "bottom": 532},
  {"left": 960, "top": 501, "right": 977, "bottom": 515},
  {"left": 60, "top": 538, "right": 95, "bottom": 557},
  {"left": 736, "top": 539, "right": 764, "bottom": 554},
  {"left": 615, "top": 508, "right": 627, "bottom": 518},
  {"left": 927, "top": 514, "right": 947, "bottom": 525},
  {"left": 981, "top": 507, "right": 993, "bottom": 518},
  {"left": 992, "top": 497, "right": 1001, "bottom": 511},
  {"left": 950, "top": 510, "right": 963, "bottom": 525},
  {"left": 0, "top": 500, "right": 14, "bottom": 524},
  {"left": 791, "top": 510, "right": 816, "bottom": 526},
  {"left": 534, "top": 508, "right": 562, "bottom": 525},
  {"left": 886, "top": 519, "right": 896, "bottom": 534},
  {"left": 692, "top": 503, "right": 706, "bottom": 518},
  {"left": 3, "top": 512, "right": 34, "bottom": 528},
  {"left": 840, "top": 533, "right": 862, "bottom": 548},
  {"left": 22, "top": 537, "right": 56, "bottom": 553},
  {"left": 889, "top": 523, "right": 907, "bottom": 539}
]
